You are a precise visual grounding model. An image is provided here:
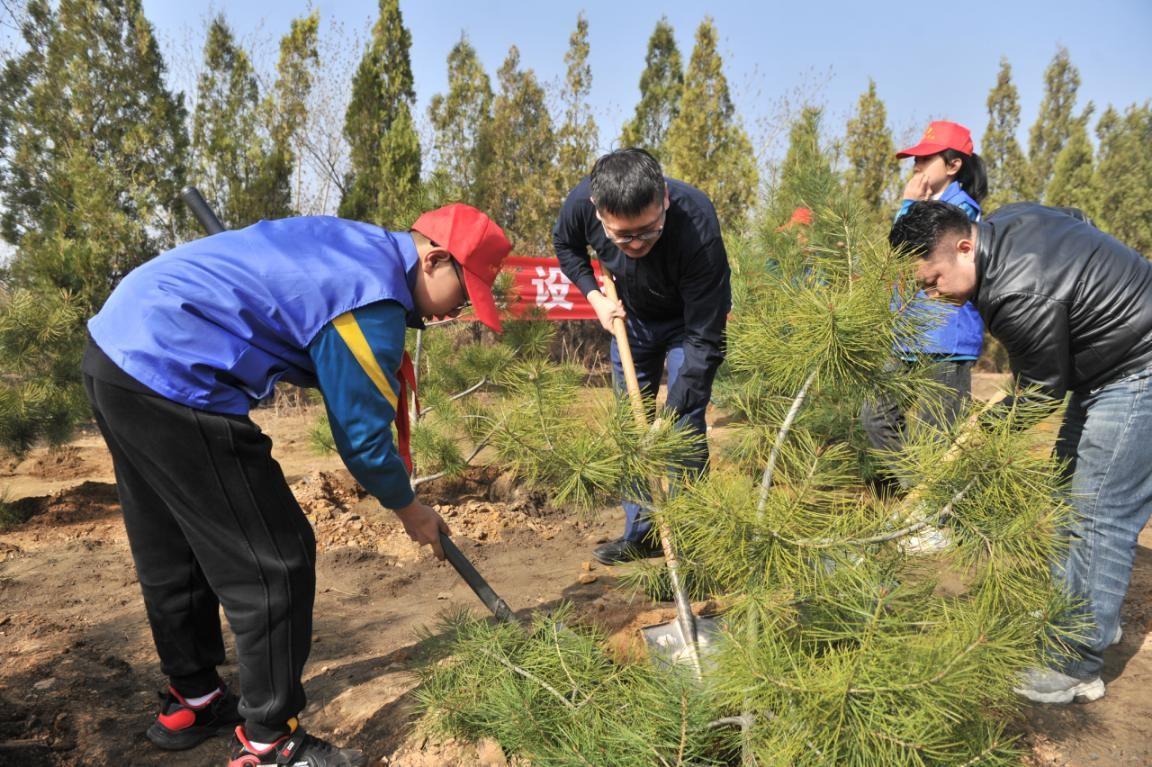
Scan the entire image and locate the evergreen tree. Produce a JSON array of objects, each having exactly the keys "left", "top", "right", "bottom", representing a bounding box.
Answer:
[
  {"left": 0, "top": 0, "right": 187, "bottom": 450},
  {"left": 774, "top": 106, "right": 838, "bottom": 217},
  {"left": 983, "top": 58, "right": 1029, "bottom": 210},
  {"left": 553, "top": 13, "right": 599, "bottom": 200},
  {"left": 261, "top": 11, "right": 320, "bottom": 217},
  {"left": 0, "top": 286, "right": 86, "bottom": 454},
  {"left": 476, "top": 46, "right": 556, "bottom": 255},
  {"left": 418, "top": 179, "right": 1078, "bottom": 766},
  {"left": 663, "top": 18, "right": 757, "bottom": 229},
  {"left": 619, "top": 17, "right": 682, "bottom": 160},
  {"left": 1028, "top": 46, "right": 1081, "bottom": 201},
  {"left": 0, "top": 0, "right": 187, "bottom": 310},
  {"left": 844, "top": 79, "right": 899, "bottom": 214},
  {"left": 427, "top": 34, "right": 492, "bottom": 206},
  {"left": 1046, "top": 105, "right": 1096, "bottom": 216},
  {"left": 1093, "top": 102, "right": 1152, "bottom": 256},
  {"left": 189, "top": 15, "right": 276, "bottom": 229},
  {"left": 338, "top": 0, "right": 421, "bottom": 227}
]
